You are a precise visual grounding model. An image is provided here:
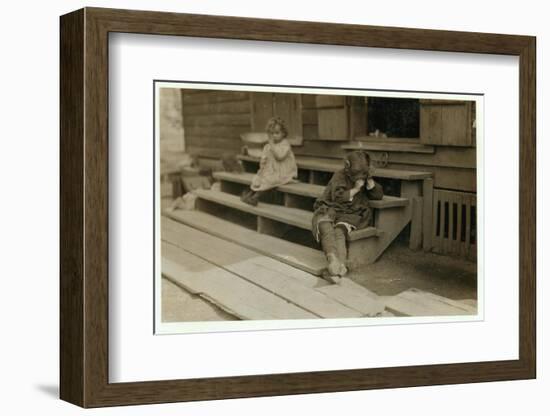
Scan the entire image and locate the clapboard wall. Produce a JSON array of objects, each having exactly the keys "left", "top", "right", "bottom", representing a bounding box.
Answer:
[
  {"left": 180, "top": 90, "right": 476, "bottom": 193},
  {"left": 181, "top": 89, "right": 252, "bottom": 158}
]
